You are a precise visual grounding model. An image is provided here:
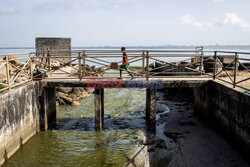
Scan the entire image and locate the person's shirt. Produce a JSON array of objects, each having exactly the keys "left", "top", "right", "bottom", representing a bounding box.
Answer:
[{"left": 123, "top": 52, "right": 128, "bottom": 64}]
